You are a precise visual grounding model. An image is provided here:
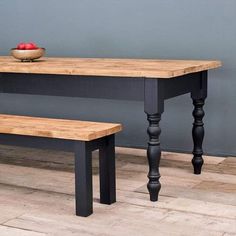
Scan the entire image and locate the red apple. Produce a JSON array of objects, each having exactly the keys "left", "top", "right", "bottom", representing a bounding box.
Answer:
[
  {"left": 25, "top": 43, "right": 37, "bottom": 50},
  {"left": 17, "top": 42, "right": 26, "bottom": 50},
  {"left": 29, "top": 42, "right": 38, "bottom": 49}
]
